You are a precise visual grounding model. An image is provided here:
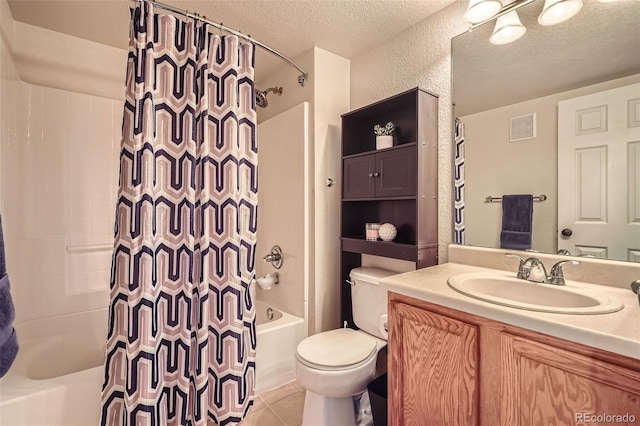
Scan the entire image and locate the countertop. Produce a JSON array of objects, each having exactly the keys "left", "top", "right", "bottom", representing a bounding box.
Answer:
[{"left": 380, "top": 262, "right": 640, "bottom": 360}]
